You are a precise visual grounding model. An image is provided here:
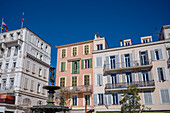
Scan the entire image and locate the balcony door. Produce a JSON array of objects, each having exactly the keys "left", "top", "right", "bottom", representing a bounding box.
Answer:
[
  {"left": 126, "top": 72, "right": 132, "bottom": 83},
  {"left": 142, "top": 72, "right": 149, "bottom": 82},
  {"left": 110, "top": 56, "right": 116, "bottom": 69},
  {"left": 125, "top": 54, "right": 130, "bottom": 67},
  {"left": 139, "top": 51, "right": 149, "bottom": 65},
  {"left": 111, "top": 74, "right": 117, "bottom": 84}
]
